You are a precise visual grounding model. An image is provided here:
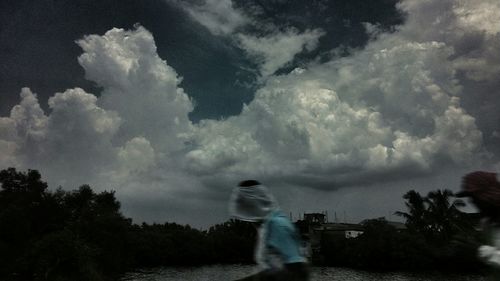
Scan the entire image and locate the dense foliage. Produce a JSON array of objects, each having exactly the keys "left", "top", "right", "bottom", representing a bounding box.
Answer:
[
  {"left": 321, "top": 190, "right": 485, "bottom": 272},
  {"left": 0, "top": 168, "right": 255, "bottom": 281},
  {"left": 0, "top": 168, "right": 487, "bottom": 280}
]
